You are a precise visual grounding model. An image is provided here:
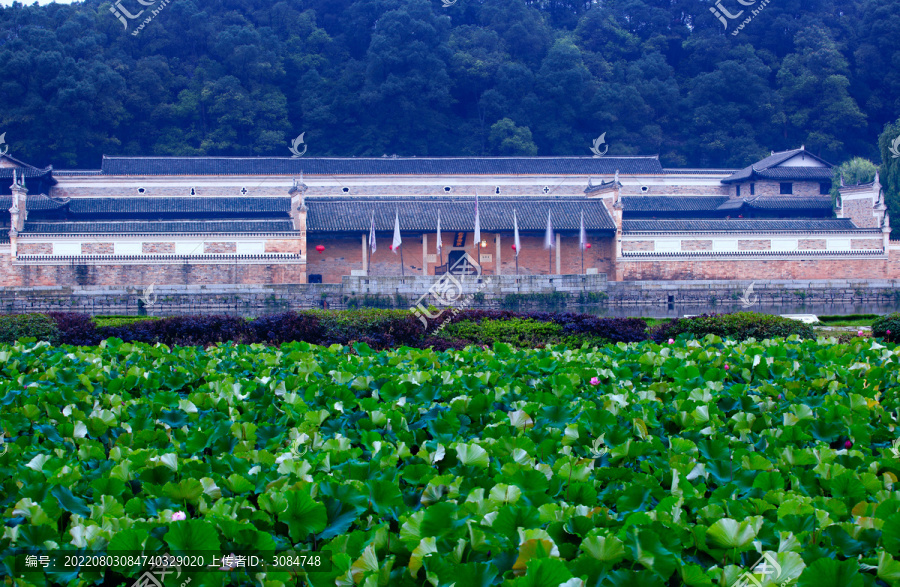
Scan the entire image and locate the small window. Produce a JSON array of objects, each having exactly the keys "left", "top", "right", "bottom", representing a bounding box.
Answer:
[
  {"left": 640, "top": 186, "right": 649, "bottom": 193},
  {"left": 308, "top": 274, "right": 323, "bottom": 284},
  {"left": 750, "top": 183, "right": 755, "bottom": 195},
  {"left": 137, "top": 187, "right": 146, "bottom": 194},
  {"left": 495, "top": 187, "right": 501, "bottom": 194},
  {"left": 190, "top": 187, "right": 196, "bottom": 196},
  {"left": 780, "top": 183, "right": 792, "bottom": 195},
  {"left": 443, "top": 186, "right": 452, "bottom": 193},
  {"left": 342, "top": 187, "right": 350, "bottom": 193},
  {"left": 820, "top": 182, "right": 830, "bottom": 195},
  {"left": 736, "top": 185, "right": 741, "bottom": 198}
]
